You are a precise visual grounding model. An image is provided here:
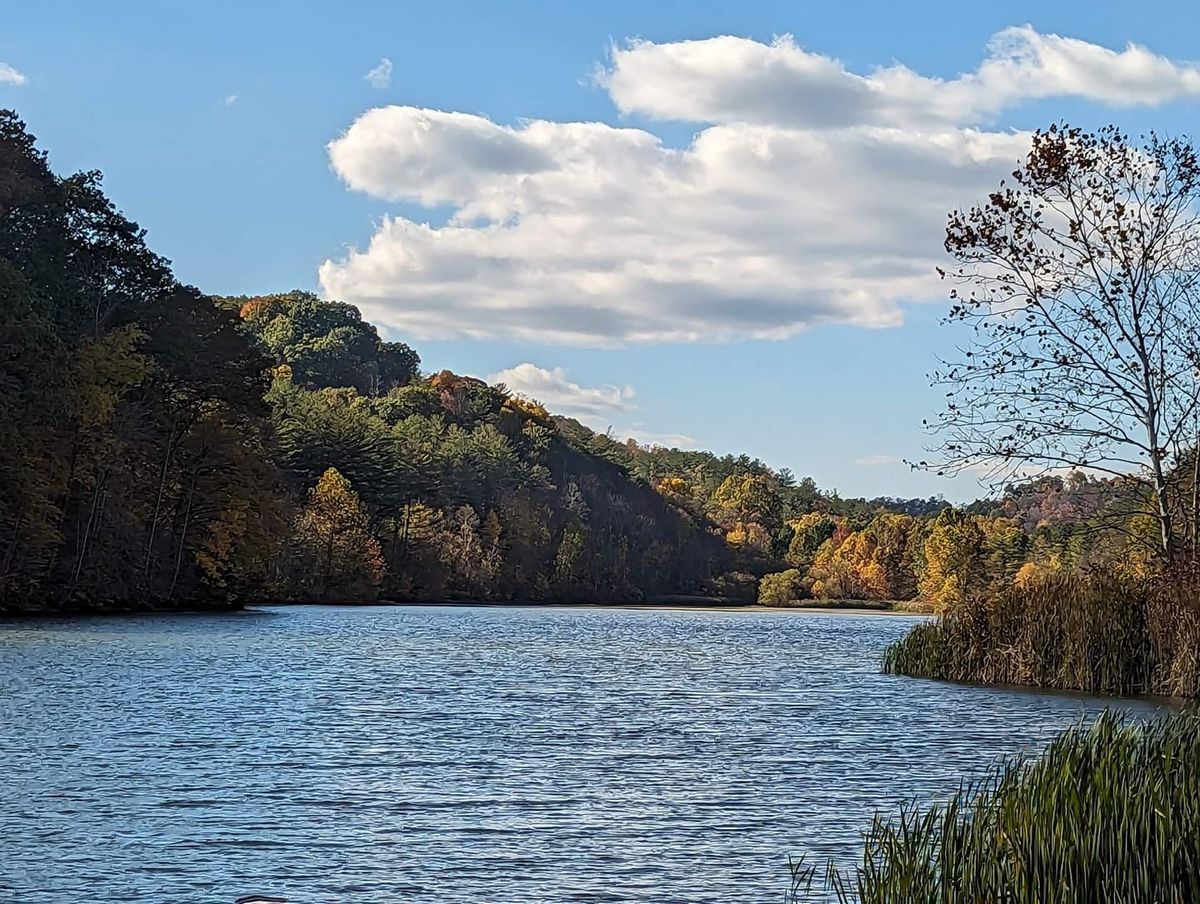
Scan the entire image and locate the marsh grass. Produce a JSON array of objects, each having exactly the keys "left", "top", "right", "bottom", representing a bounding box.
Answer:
[
  {"left": 790, "top": 712, "right": 1200, "bottom": 904},
  {"left": 883, "top": 571, "right": 1200, "bottom": 697}
]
